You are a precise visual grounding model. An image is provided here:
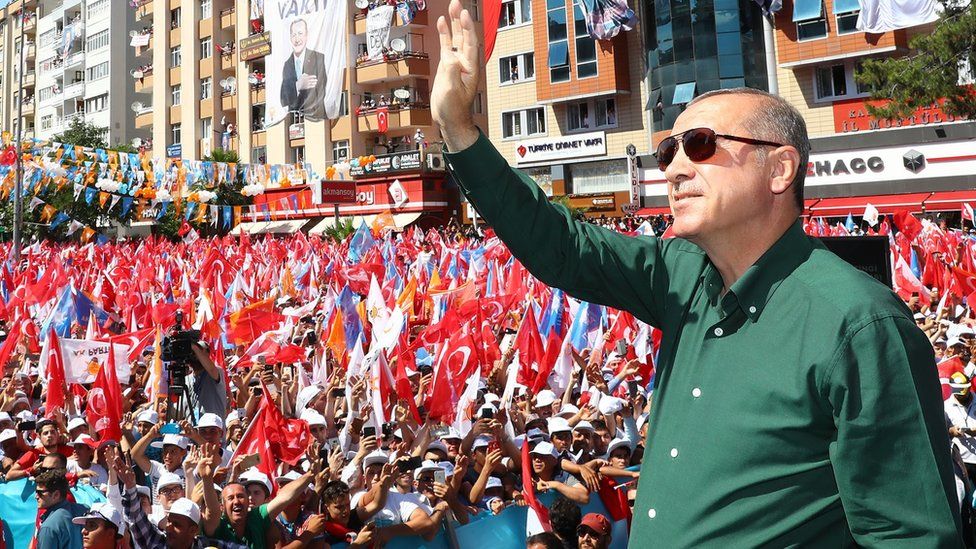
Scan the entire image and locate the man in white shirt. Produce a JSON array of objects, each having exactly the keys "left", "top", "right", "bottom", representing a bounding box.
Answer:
[
  {"left": 945, "top": 371, "right": 976, "bottom": 480},
  {"left": 66, "top": 435, "right": 108, "bottom": 488},
  {"left": 350, "top": 451, "right": 437, "bottom": 543}
]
